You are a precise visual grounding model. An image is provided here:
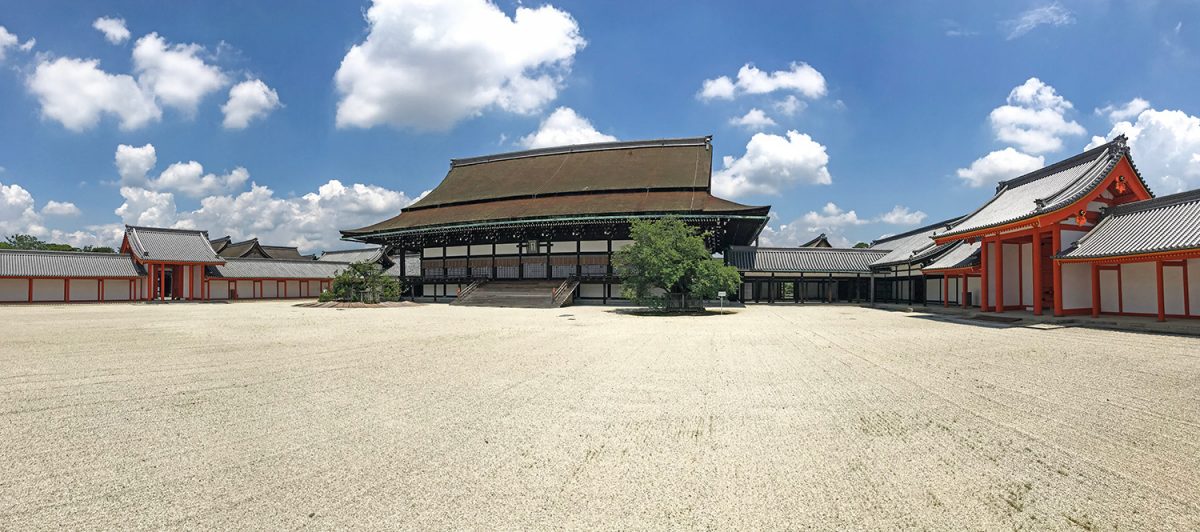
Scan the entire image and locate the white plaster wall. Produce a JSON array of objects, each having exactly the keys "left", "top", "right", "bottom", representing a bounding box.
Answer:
[
  {"left": 1191, "top": 259, "right": 1200, "bottom": 316},
  {"left": 286, "top": 281, "right": 301, "bottom": 298},
  {"left": 946, "top": 276, "right": 961, "bottom": 304},
  {"left": 423, "top": 247, "right": 443, "bottom": 258},
  {"left": 1061, "top": 262, "right": 1091, "bottom": 310},
  {"left": 1002, "top": 243, "right": 1020, "bottom": 306},
  {"left": 1100, "top": 270, "right": 1119, "bottom": 313},
  {"left": 611, "top": 240, "right": 634, "bottom": 251},
  {"left": 136, "top": 278, "right": 147, "bottom": 299},
  {"left": 1164, "top": 267, "right": 1185, "bottom": 316},
  {"left": 0, "top": 279, "right": 27, "bottom": 301},
  {"left": 1120, "top": 262, "right": 1156, "bottom": 314},
  {"left": 1020, "top": 242, "right": 1033, "bottom": 306},
  {"left": 579, "top": 240, "right": 607, "bottom": 252},
  {"left": 468, "top": 244, "right": 491, "bottom": 256},
  {"left": 926, "top": 278, "right": 941, "bottom": 301},
  {"left": 307, "top": 281, "right": 320, "bottom": 296},
  {"left": 422, "top": 284, "right": 436, "bottom": 295},
  {"left": 208, "top": 282, "right": 228, "bottom": 299},
  {"left": 551, "top": 241, "right": 577, "bottom": 253},
  {"left": 445, "top": 246, "right": 468, "bottom": 257},
  {"left": 72, "top": 280, "right": 99, "bottom": 301},
  {"left": 32, "top": 279, "right": 64, "bottom": 301},
  {"left": 236, "top": 280, "right": 254, "bottom": 299},
  {"left": 262, "top": 282, "right": 278, "bottom": 298},
  {"left": 103, "top": 279, "right": 130, "bottom": 301},
  {"left": 580, "top": 283, "right": 605, "bottom": 298},
  {"left": 967, "top": 276, "right": 981, "bottom": 307}
]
